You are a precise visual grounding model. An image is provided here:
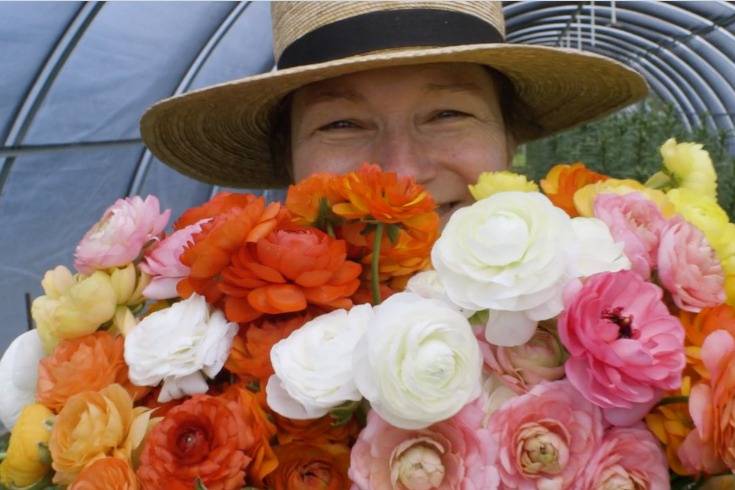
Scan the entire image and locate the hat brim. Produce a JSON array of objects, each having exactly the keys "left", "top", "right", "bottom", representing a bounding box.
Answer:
[{"left": 139, "top": 43, "right": 648, "bottom": 188}]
